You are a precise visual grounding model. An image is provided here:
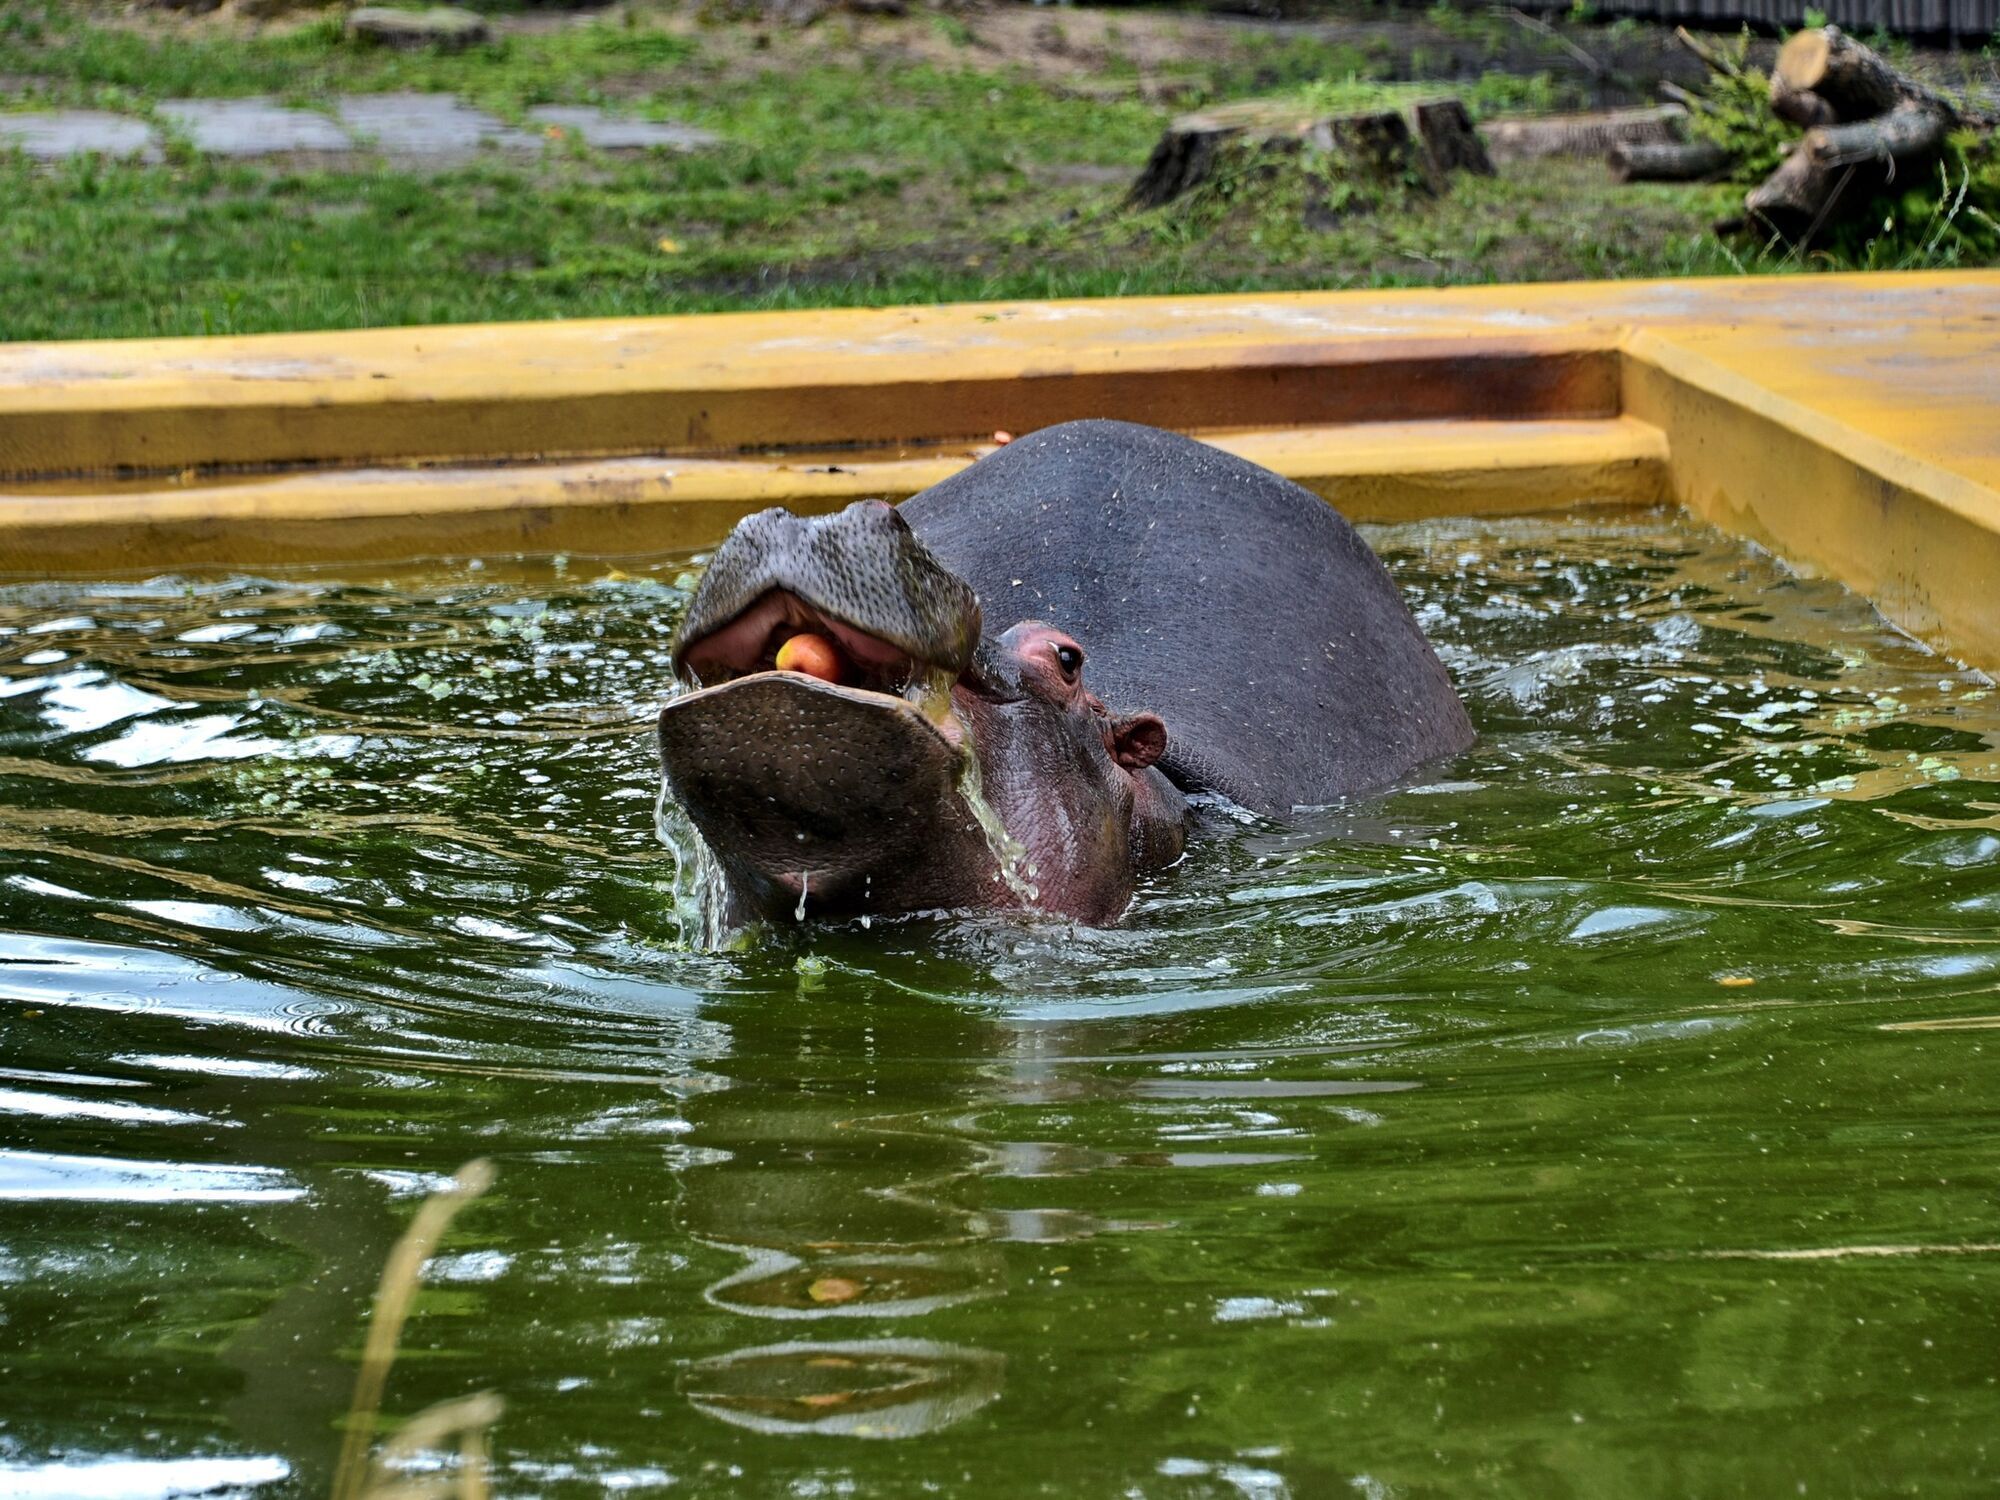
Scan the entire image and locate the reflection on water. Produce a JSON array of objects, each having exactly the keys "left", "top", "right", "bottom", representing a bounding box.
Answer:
[
  {"left": 3, "top": 516, "right": 2000, "bottom": 1497},
  {"left": 684, "top": 1339, "right": 1006, "bottom": 1439}
]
